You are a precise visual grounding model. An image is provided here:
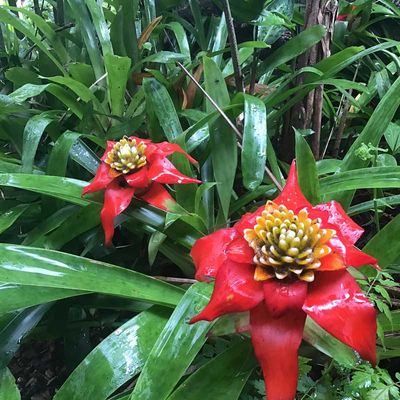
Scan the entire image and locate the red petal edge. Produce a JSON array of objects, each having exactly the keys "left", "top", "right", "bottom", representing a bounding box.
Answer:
[
  {"left": 82, "top": 163, "right": 115, "bottom": 195},
  {"left": 191, "top": 228, "right": 238, "bottom": 281},
  {"left": 303, "top": 270, "right": 376, "bottom": 365},
  {"left": 100, "top": 181, "right": 135, "bottom": 246},
  {"left": 190, "top": 260, "right": 263, "bottom": 323},
  {"left": 138, "top": 182, "right": 175, "bottom": 211},
  {"left": 147, "top": 156, "right": 200, "bottom": 184},
  {"left": 250, "top": 302, "right": 306, "bottom": 400}
]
